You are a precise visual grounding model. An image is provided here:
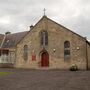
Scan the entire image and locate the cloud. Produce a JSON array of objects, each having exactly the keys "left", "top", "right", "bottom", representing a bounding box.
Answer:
[
  {"left": 0, "top": 16, "right": 11, "bottom": 24},
  {"left": 0, "top": 0, "right": 90, "bottom": 40}
]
